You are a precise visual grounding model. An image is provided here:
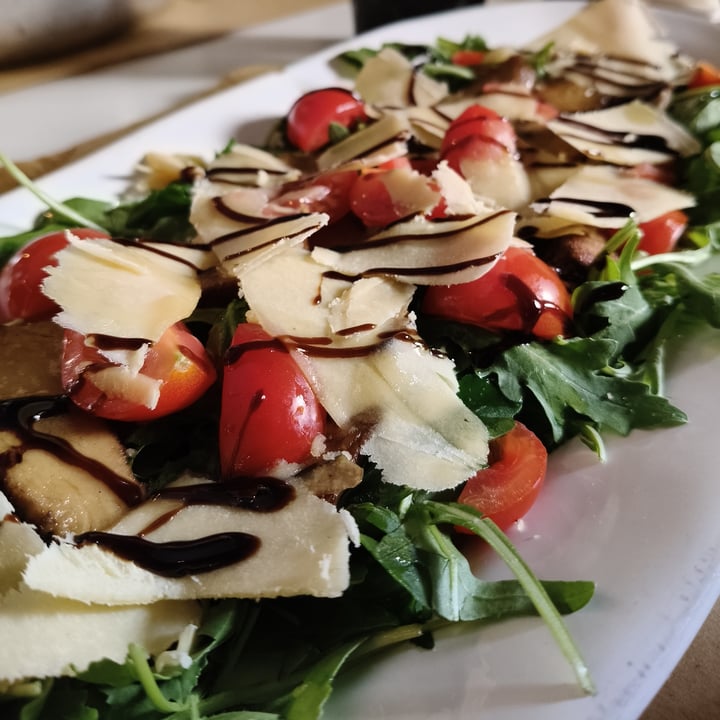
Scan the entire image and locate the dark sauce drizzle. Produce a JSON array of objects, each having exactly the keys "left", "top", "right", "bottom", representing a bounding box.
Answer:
[
  {"left": 75, "top": 531, "right": 260, "bottom": 578},
  {"left": 0, "top": 396, "right": 143, "bottom": 506},
  {"left": 74, "top": 476, "right": 295, "bottom": 576},
  {"left": 75, "top": 478, "right": 295, "bottom": 578},
  {"left": 536, "top": 196, "right": 635, "bottom": 220},
  {"left": 555, "top": 116, "right": 677, "bottom": 156}
]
